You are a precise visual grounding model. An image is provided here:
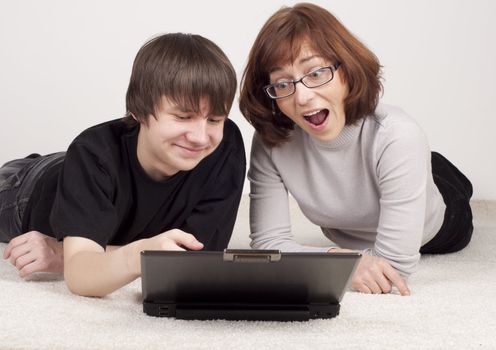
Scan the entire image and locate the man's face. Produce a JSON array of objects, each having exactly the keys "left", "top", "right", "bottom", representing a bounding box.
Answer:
[{"left": 136, "top": 97, "right": 226, "bottom": 181}]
